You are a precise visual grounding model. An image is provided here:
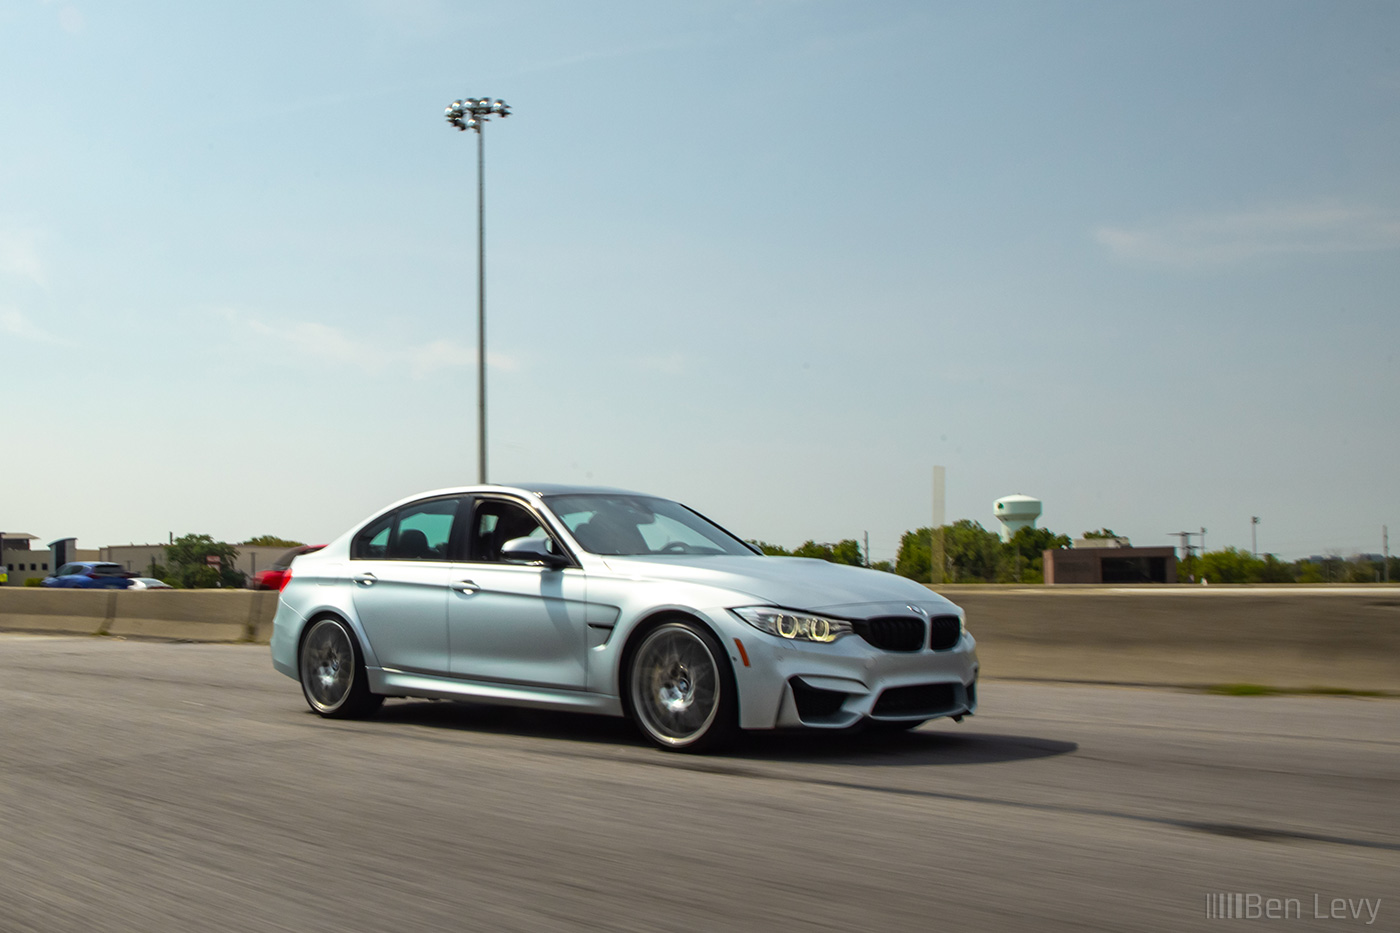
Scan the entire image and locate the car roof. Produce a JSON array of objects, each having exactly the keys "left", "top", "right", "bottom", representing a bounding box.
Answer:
[
  {"left": 471, "top": 483, "right": 653, "bottom": 498},
  {"left": 377, "top": 484, "right": 656, "bottom": 505},
  {"left": 335, "top": 484, "right": 674, "bottom": 544}
]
